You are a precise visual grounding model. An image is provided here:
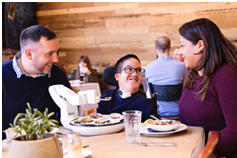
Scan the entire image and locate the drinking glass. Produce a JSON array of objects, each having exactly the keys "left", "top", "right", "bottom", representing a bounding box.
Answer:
[
  {"left": 122, "top": 110, "right": 142, "bottom": 144},
  {"left": 57, "top": 133, "right": 68, "bottom": 155},
  {"left": 67, "top": 133, "right": 82, "bottom": 158},
  {"left": 80, "top": 72, "right": 86, "bottom": 82}
]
